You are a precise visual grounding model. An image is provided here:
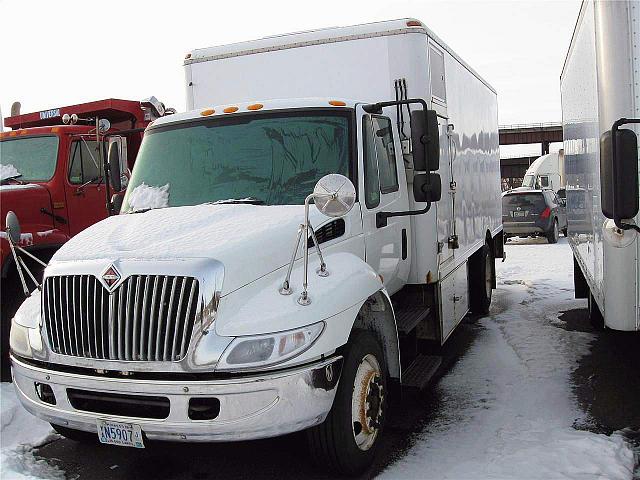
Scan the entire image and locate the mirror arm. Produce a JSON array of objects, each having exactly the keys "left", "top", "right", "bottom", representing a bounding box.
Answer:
[
  {"left": 363, "top": 98, "right": 429, "bottom": 114},
  {"left": 376, "top": 202, "right": 432, "bottom": 228},
  {"left": 610, "top": 117, "right": 640, "bottom": 230}
]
